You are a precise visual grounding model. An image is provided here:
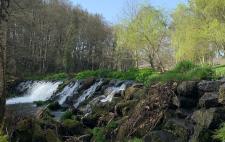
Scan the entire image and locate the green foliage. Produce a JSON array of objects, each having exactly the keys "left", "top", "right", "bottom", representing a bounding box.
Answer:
[
  {"left": 213, "top": 123, "right": 225, "bottom": 141},
  {"left": 92, "top": 127, "right": 106, "bottom": 142},
  {"left": 34, "top": 100, "right": 50, "bottom": 107},
  {"left": 213, "top": 65, "right": 225, "bottom": 78},
  {"left": 62, "top": 119, "right": 79, "bottom": 128},
  {"left": 25, "top": 73, "right": 68, "bottom": 80},
  {"left": 128, "top": 138, "right": 143, "bottom": 142},
  {"left": 173, "top": 60, "right": 197, "bottom": 73},
  {"left": 47, "top": 102, "right": 61, "bottom": 111},
  {"left": 145, "top": 61, "right": 214, "bottom": 85},
  {"left": 171, "top": 0, "right": 225, "bottom": 63},
  {"left": 0, "top": 131, "right": 8, "bottom": 142},
  {"left": 60, "top": 111, "right": 73, "bottom": 121},
  {"left": 75, "top": 68, "right": 155, "bottom": 82},
  {"left": 106, "top": 121, "right": 118, "bottom": 130}
]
